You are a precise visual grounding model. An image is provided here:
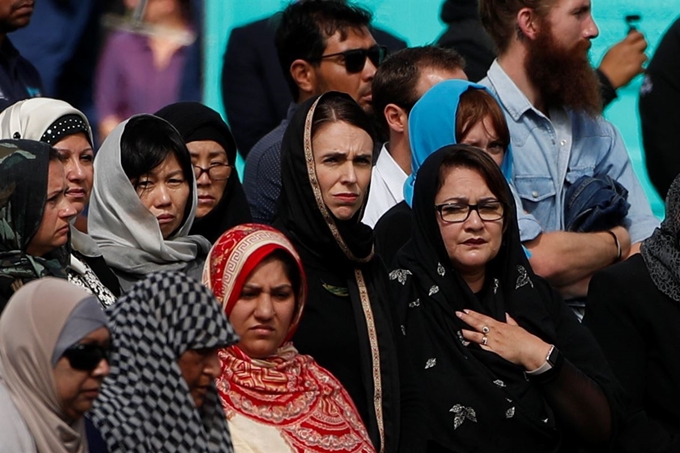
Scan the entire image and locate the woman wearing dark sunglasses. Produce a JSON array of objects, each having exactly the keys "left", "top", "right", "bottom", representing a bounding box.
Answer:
[
  {"left": 155, "top": 102, "right": 252, "bottom": 243},
  {"left": 0, "top": 278, "right": 110, "bottom": 453}
]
